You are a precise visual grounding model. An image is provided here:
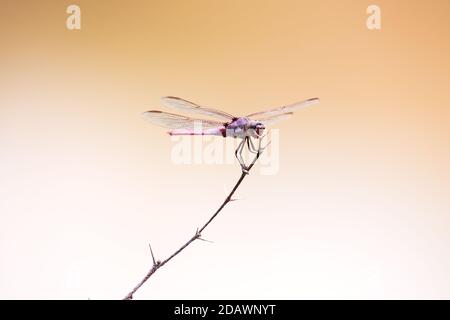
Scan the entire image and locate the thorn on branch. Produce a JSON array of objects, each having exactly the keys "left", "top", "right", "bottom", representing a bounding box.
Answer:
[
  {"left": 198, "top": 237, "right": 214, "bottom": 243},
  {"left": 149, "top": 243, "right": 157, "bottom": 266}
]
